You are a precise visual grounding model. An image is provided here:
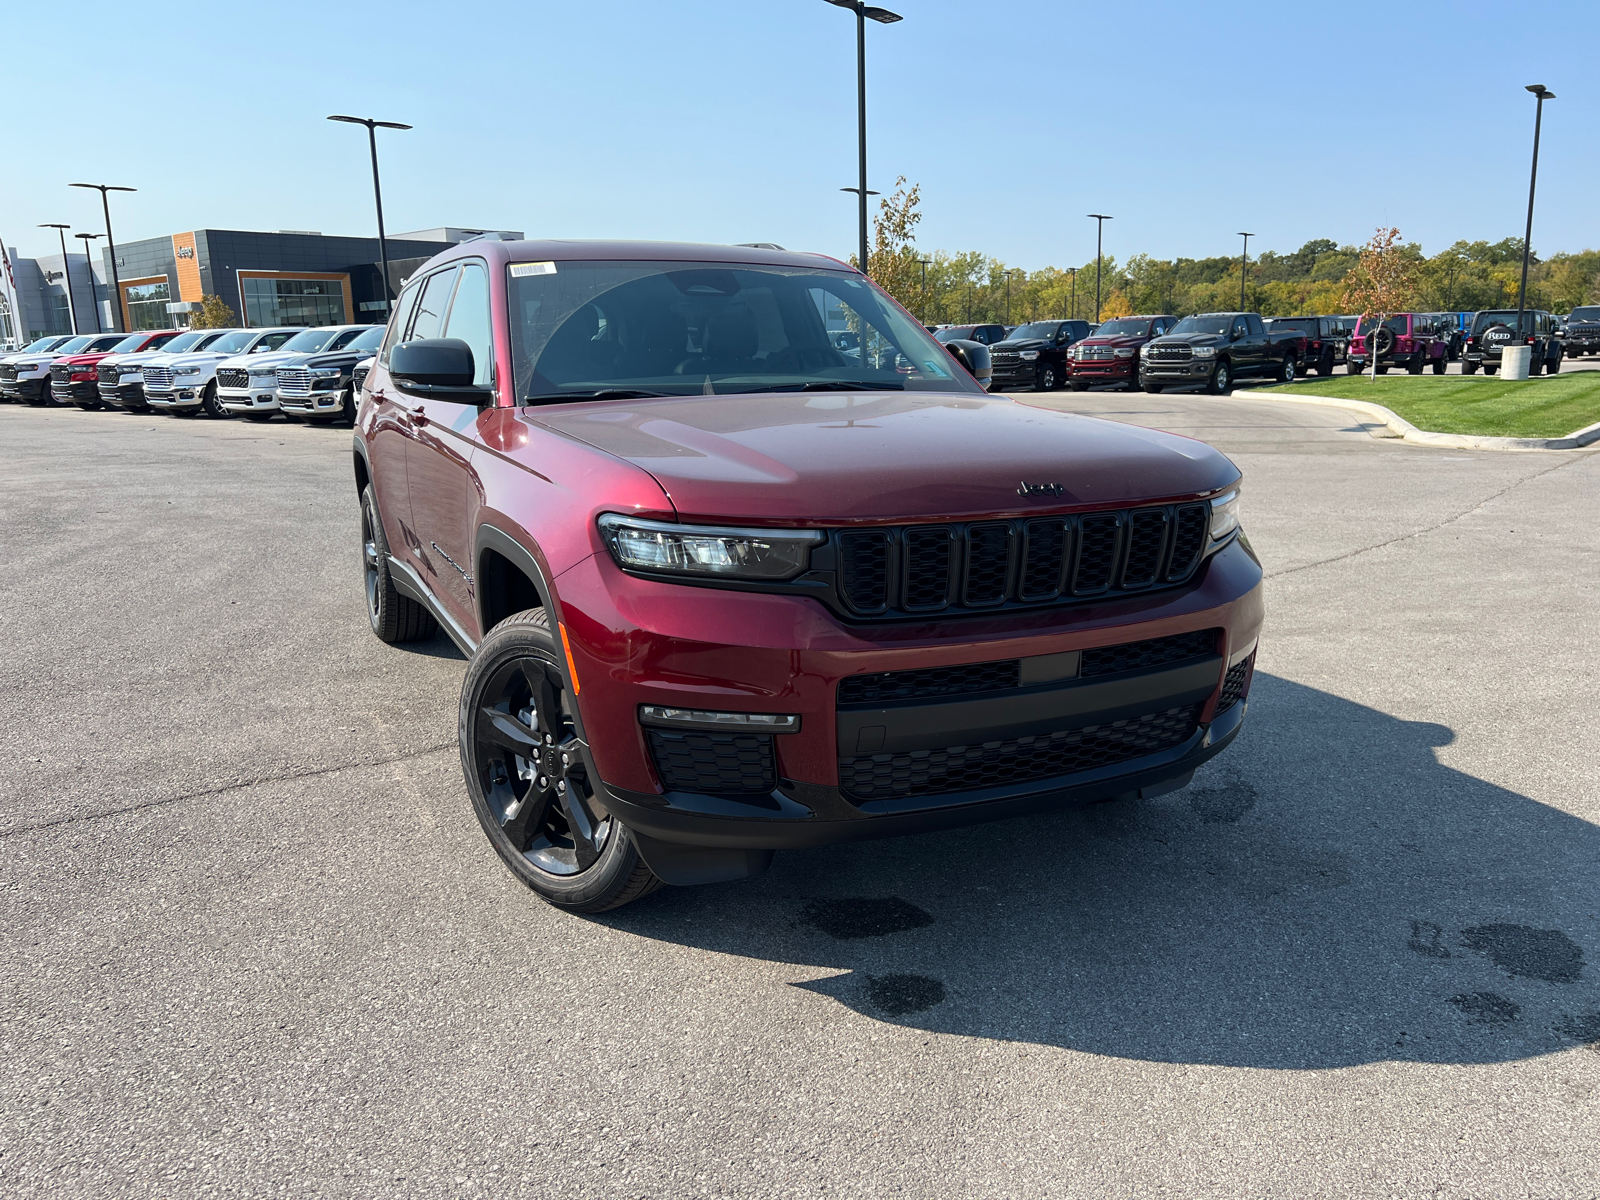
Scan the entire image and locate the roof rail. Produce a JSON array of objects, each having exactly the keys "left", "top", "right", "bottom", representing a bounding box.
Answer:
[
  {"left": 461, "top": 232, "right": 520, "bottom": 243},
  {"left": 735, "top": 242, "right": 786, "bottom": 250}
]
